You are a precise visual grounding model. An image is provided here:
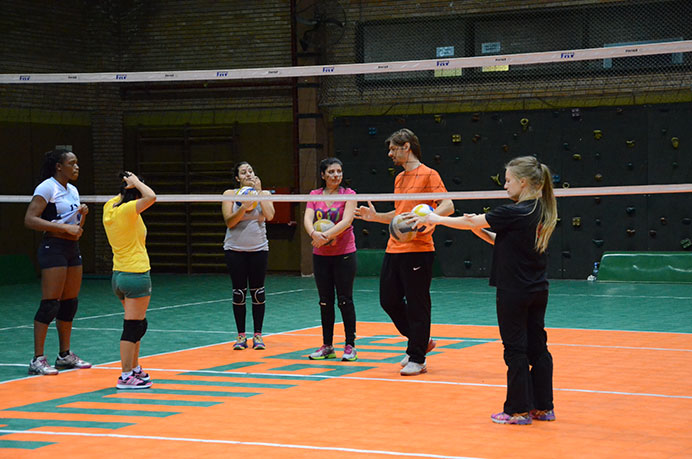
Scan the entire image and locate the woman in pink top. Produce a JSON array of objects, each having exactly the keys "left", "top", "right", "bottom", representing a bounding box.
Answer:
[{"left": 303, "top": 158, "right": 358, "bottom": 361}]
